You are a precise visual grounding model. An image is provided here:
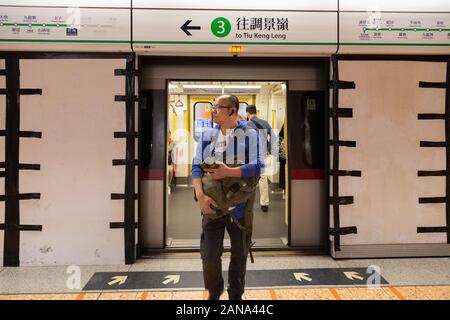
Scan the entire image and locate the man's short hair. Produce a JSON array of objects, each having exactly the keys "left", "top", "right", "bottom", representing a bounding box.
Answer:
[
  {"left": 220, "top": 94, "right": 239, "bottom": 114},
  {"left": 227, "top": 94, "right": 240, "bottom": 110},
  {"left": 246, "top": 105, "right": 257, "bottom": 115}
]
